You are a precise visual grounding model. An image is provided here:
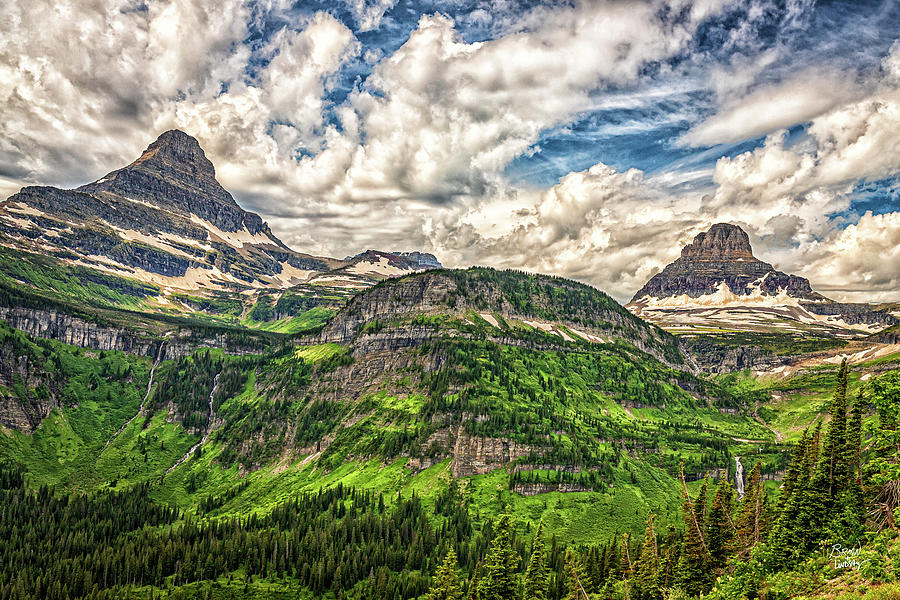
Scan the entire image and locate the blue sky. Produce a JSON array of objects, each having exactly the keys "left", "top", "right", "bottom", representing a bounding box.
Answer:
[{"left": 1, "top": 0, "right": 899, "bottom": 301}]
